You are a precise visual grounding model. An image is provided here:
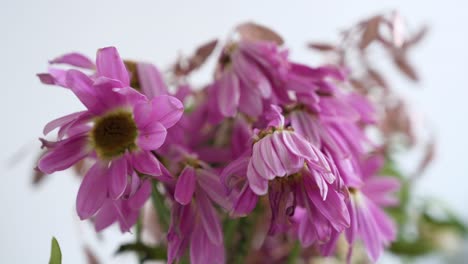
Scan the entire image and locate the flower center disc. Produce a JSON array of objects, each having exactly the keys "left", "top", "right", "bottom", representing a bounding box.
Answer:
[{"left": 91, "top": 110, "right": 138, "bottom": 159}]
